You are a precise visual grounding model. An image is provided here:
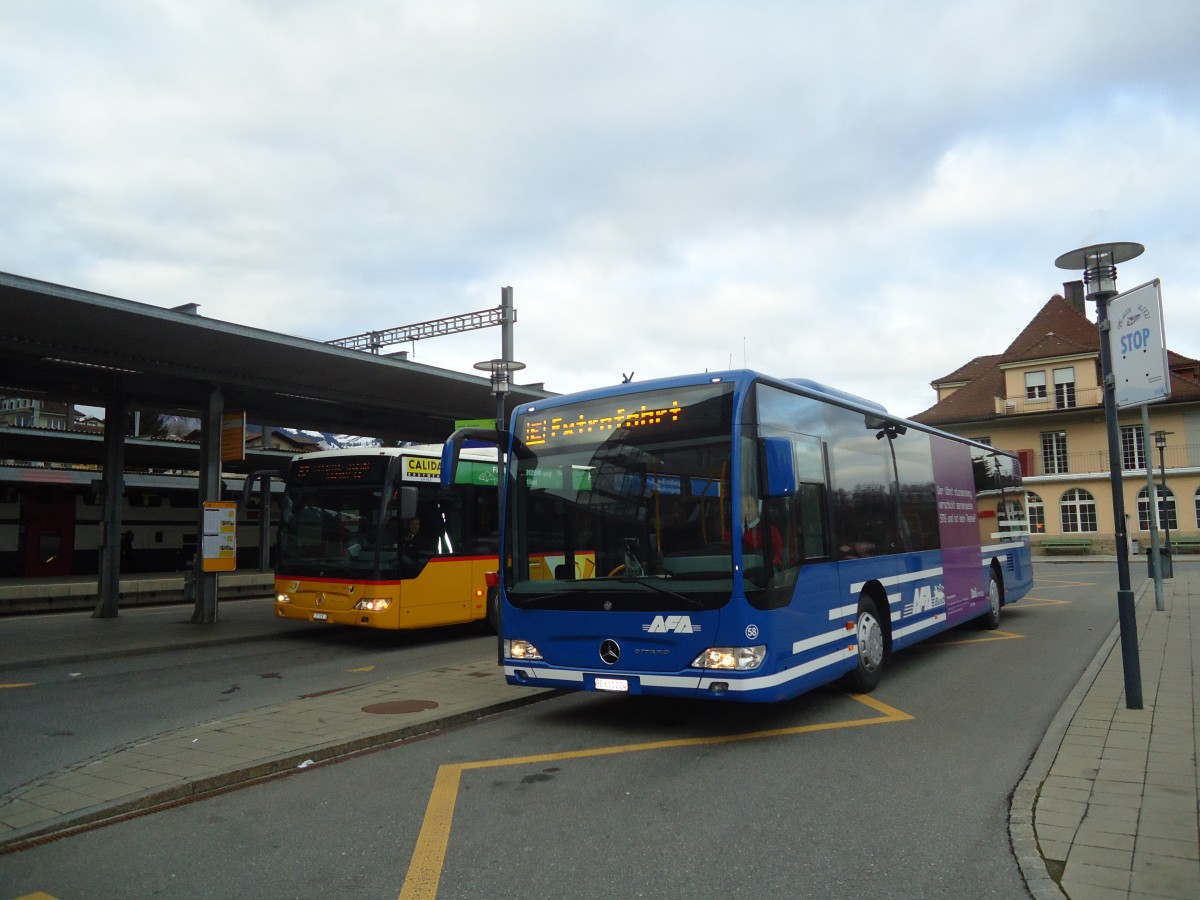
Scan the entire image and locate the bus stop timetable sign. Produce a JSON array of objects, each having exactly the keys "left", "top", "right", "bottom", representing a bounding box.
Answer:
[
  {"left": 201, "top": 500, "right": 237, "bottom": 572},
  {"left": 1110, "top": 279, "right": 1170, "bottom": 410}
]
